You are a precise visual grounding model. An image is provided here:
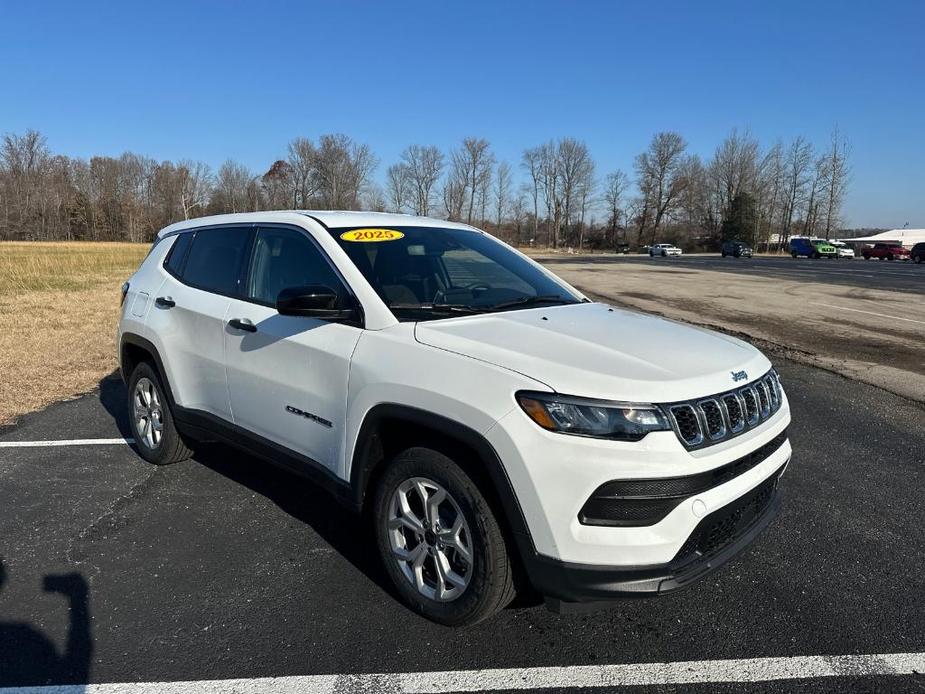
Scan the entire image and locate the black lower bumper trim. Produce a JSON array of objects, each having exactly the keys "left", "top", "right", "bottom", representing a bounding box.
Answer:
[{"left": 531, "top": 465, "right": 784, "bottom": 610}]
